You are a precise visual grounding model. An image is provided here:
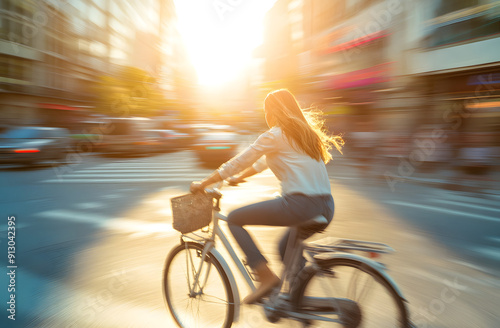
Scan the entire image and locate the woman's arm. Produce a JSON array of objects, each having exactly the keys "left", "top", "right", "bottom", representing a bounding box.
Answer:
[
  {"left": 217, "top": 129, "right": 275, "bottom": 180},
  {"left": 228, "top": 156, "right": 268, "bottom": 185},
  {"left": 190, "top": 129, "right": 275, "bottom": 193},
  {"left": 228, "top": 166, "right": 259, "bottom": 185}
]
